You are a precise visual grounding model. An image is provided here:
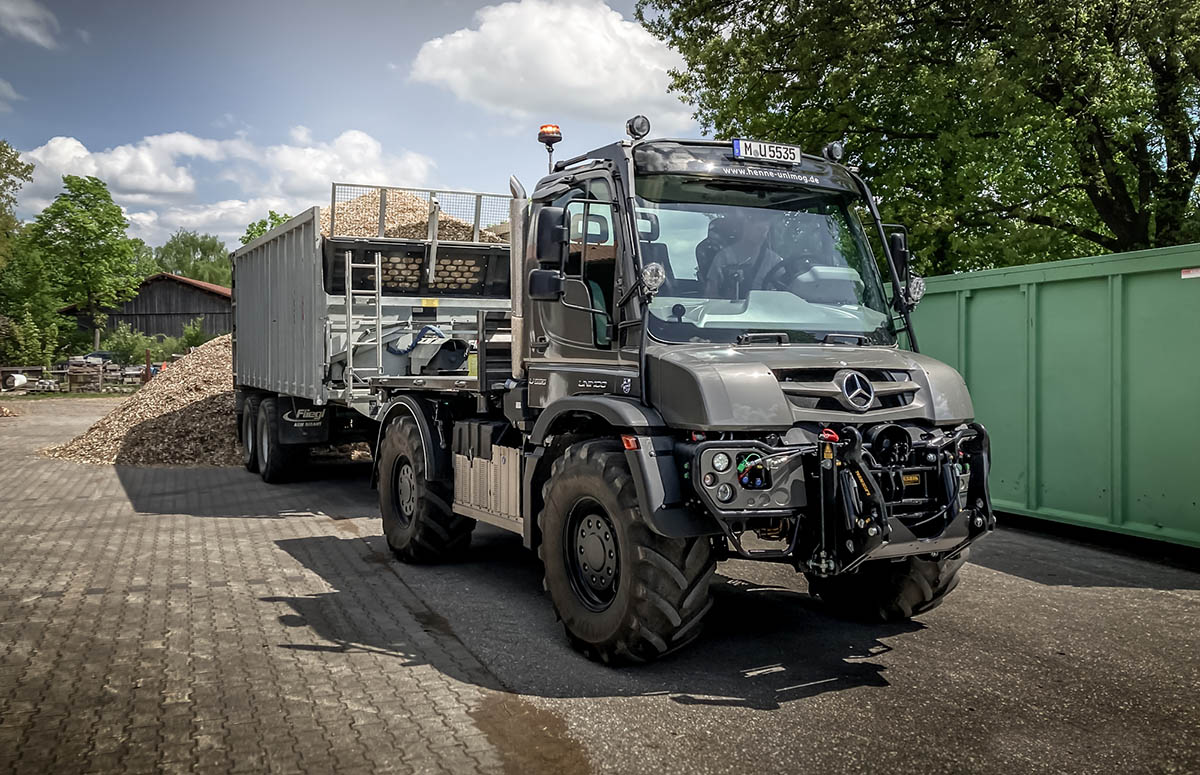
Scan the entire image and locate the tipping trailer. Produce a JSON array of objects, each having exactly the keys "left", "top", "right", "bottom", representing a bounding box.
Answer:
[{"left": 232, "top": 120, "right": 995, "bottom": 664}]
